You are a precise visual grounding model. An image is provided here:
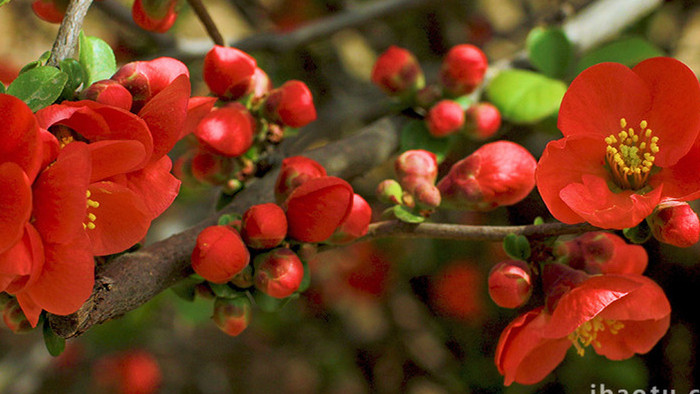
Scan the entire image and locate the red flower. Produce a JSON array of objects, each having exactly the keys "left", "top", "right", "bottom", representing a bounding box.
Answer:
[
  {"left": 465, "top": 102, "right": 501, "bottom": 140},
  {"left": 439, "top": 44, "right": 488, "bottom": 97},
  {"left": 536, "top": 57, "right": 700, "bottom": 229},
  {"left": 240, "top": 203, "right": 288, "bottom": 249},
  {"left": 94, "top": 349, "right": 162, "bottom": 394},
  {"left": 132, "top": 0, "right": 179, "bottom": 33},
  {"left": 495, "top": 266, "right": 670, "bottom": 386}
]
